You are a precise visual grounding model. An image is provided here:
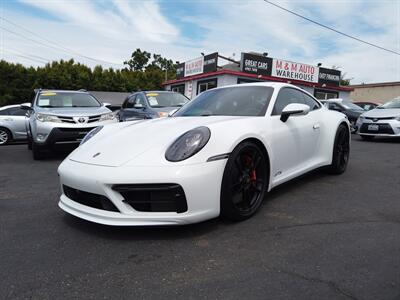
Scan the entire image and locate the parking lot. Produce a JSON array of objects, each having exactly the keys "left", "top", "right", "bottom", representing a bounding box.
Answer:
[{"left": 0, "top": 136, "right": 399, "bottom": 300}]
